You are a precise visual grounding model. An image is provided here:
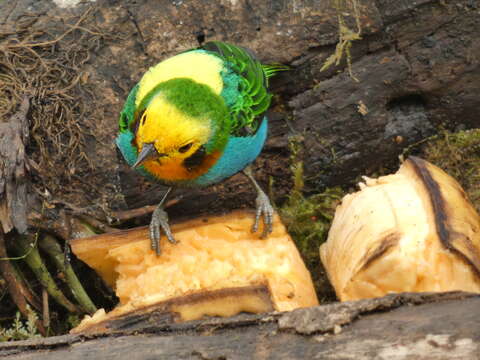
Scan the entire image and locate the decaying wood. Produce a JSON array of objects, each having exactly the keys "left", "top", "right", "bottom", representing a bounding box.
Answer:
[
  {"left": 0, "top": 96, "right": 46, "bottom": 334},
  {"left": 109, "top": 198, "right": 180, "bottom": 222},
  {"left": 0, "top": 96, "right": 29, "bottom": 234},
  {"left": 0, "top": 292, "right": 478, "bottom": 359},
  {"left": 288, "top": 0, "right": 480, "bottom": 189}
]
